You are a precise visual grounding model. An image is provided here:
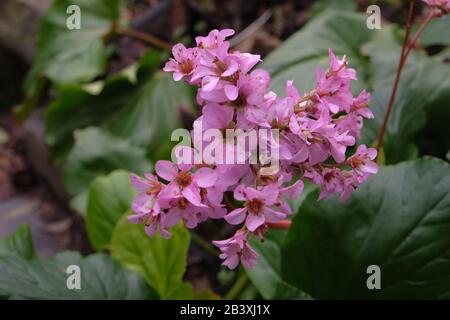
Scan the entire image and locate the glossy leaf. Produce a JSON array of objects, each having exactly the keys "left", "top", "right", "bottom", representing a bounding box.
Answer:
[
  {"left": 110, "top": 215, "right": 193, "bottom": 299},
  {"left": 61, "top": 127, "right": 150, "bottom": 213},
  {"left": 0, "top": 252, "right": 158, "bottom": 299},
  {"left": 86, "top": 170, "right": 134, "bottom": 251},
  {"left": 247, "top": 230, "right": 308, "bottom": 300},
  {"left": 282, "top": 157, "right": 450, "bottom": 299},
  {"left": 25, "top": 0, "right": 123, "bottom": 90}
]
